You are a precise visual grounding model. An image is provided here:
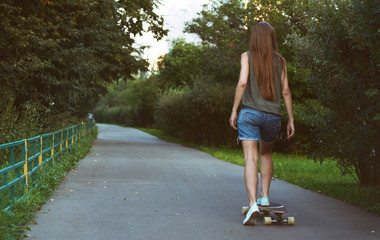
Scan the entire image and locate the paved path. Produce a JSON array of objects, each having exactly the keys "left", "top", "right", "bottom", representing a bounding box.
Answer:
[{"left": 27, "top": 124, "right": 380, "bottom": 240}]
